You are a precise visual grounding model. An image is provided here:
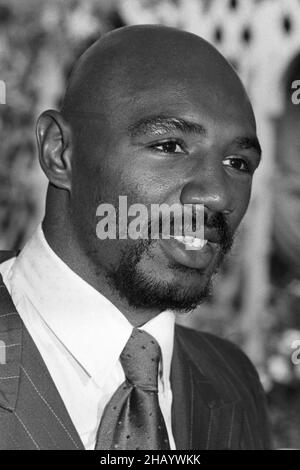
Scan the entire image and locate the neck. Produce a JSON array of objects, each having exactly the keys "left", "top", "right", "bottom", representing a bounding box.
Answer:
[{"left": 42, "top": 217, "right": 161, "bottom": 327}]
